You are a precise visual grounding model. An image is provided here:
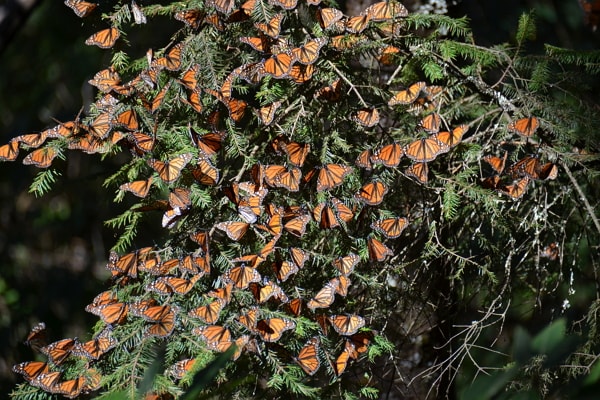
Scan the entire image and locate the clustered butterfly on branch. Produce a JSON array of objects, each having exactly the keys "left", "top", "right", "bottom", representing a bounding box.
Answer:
[{"left": 4, "top": 0, "right": 564, "bottom": 398}]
